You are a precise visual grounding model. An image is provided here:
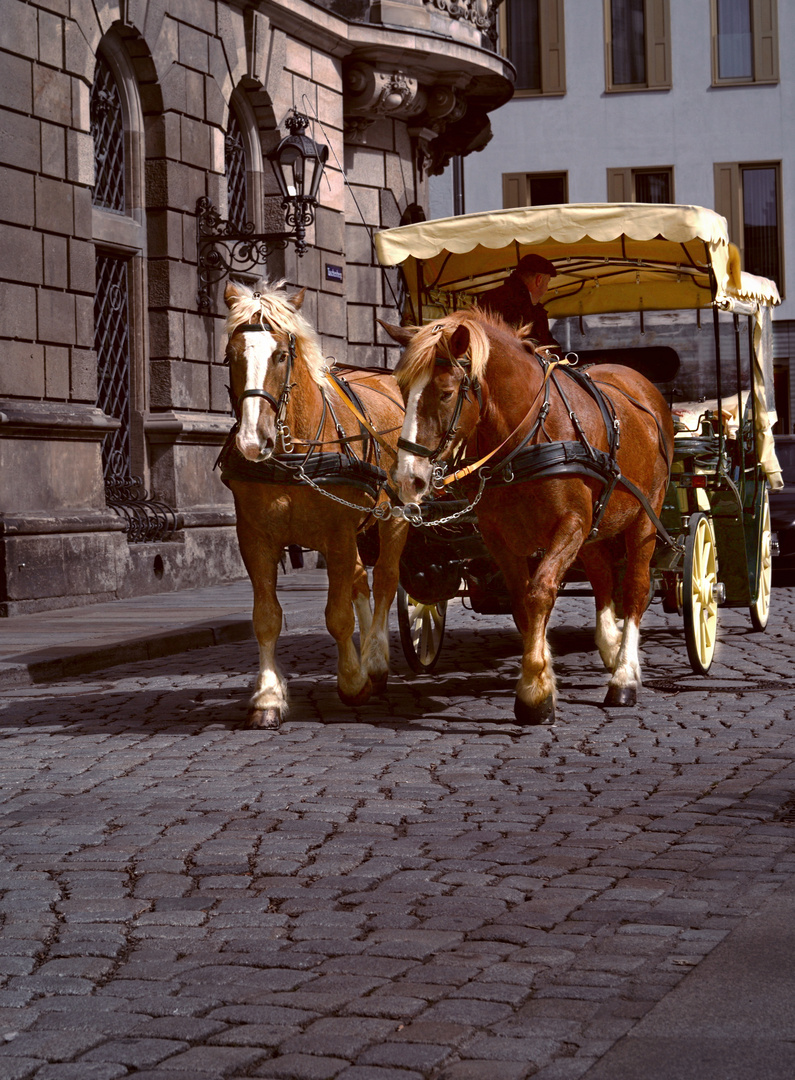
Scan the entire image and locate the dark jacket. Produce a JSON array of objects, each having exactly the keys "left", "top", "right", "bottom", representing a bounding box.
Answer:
[{"left": 479, "top": 272, "right": 559, "bottom": 346}]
